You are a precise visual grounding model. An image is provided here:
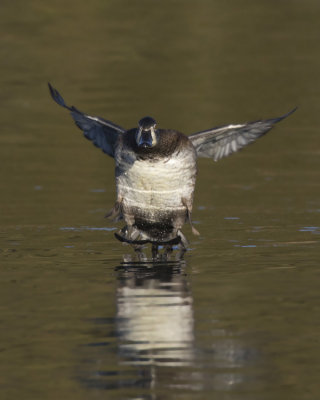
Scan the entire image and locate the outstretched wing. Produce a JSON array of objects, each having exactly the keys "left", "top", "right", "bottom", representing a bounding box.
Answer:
[
  {"left": 189, "top": 108, "right": 297, "bottom": 162},
  {"left": 48, "top": 83, "right": 125, "bottom": 158}
]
